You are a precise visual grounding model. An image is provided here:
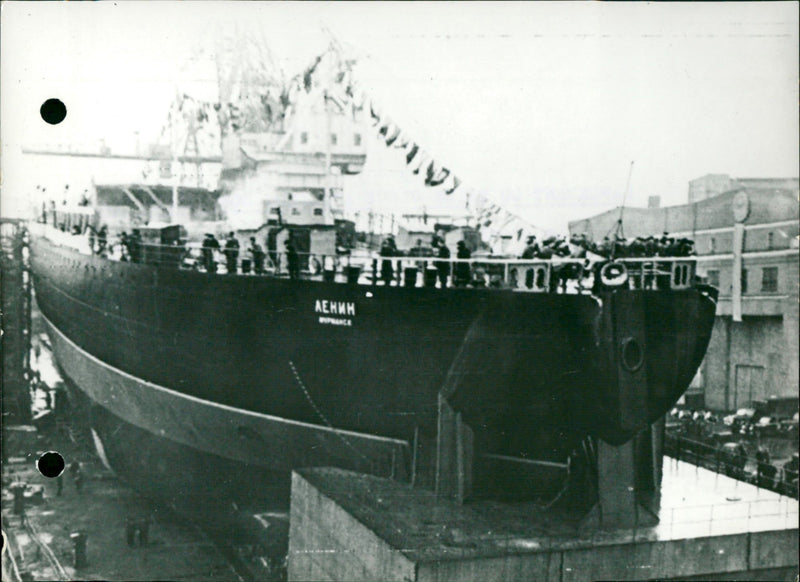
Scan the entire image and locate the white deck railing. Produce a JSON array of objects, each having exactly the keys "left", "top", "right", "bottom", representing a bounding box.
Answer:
[{"left": 30, "top": 222, "right": 703, "bottom": 294}]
